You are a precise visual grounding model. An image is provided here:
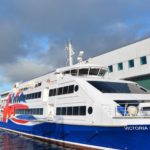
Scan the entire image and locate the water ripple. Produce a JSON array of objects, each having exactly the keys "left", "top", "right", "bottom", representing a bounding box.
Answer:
[{"left": 0, "top": 130, "right": 74, "bottom": 150}]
